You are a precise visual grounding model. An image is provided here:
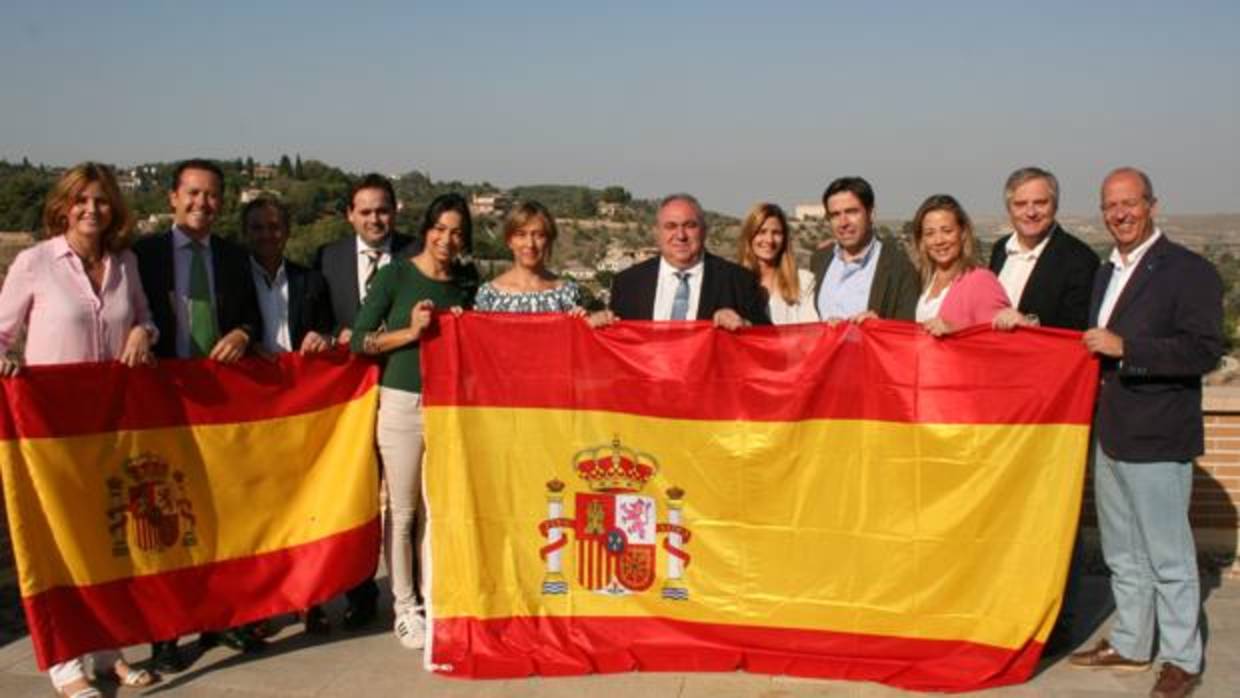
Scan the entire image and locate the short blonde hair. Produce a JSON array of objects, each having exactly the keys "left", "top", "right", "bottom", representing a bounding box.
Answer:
[
  {"left": 502, "top": 201, "right": 559, "bottom": 260},
  {"left": 736, "top": 202, "right": 800, "bottom": 305},
  {"left": 42, "top": 162, "right": 135, "bottom": 252},
  {"left": 910, "top": 194, "right": 980, "bottom": 288}
]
